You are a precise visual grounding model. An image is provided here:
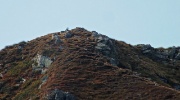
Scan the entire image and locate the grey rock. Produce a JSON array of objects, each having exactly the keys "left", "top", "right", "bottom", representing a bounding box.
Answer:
[
  {"left": 33, "top": 54, "right": 53, "bottom": 68},
  {"left": 95, "top": 43, "right": 111, "bottom": 51},
  {"left": 142, "top": 50, "right": 152, "bottom": 54},
  {"left": 97, "top": 35, "right": 109, "bottom": 44},
  {"left": 39, "top": 75, "right": 48, "bottom": 89},
  {"left": 47, "top": 89, "right": 76, "bottom": 100},
  {"left": 42, "top": 75, "right": 48, "bottom": 83},
  {"left": 41, "top": 68, "right": 48, "bottom": 74},
  {"left": 32, "top": 54, "right": 53, "bottom": 73},
  {"left": 65, "top": 32, "right": 73, "bottom": 38},
  {"left": 92, "top": 31, "right": 98, "bottom": 37},
  {"left": 52, "top": 33, "right": 61, "bottom": 44},
  {"left": 94, "top": 34, "right": 119, "bottom": 66},
  {"left": 141, "top": 44, "right": 152, "bottom": 51}
]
